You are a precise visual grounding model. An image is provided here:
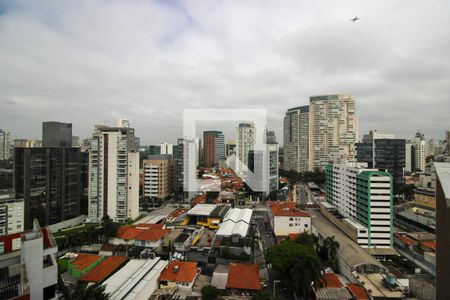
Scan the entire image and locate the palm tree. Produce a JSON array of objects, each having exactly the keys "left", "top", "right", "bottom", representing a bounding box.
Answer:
[{"left": 322, "top": 236, "right": 340, "bottom": 262}]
